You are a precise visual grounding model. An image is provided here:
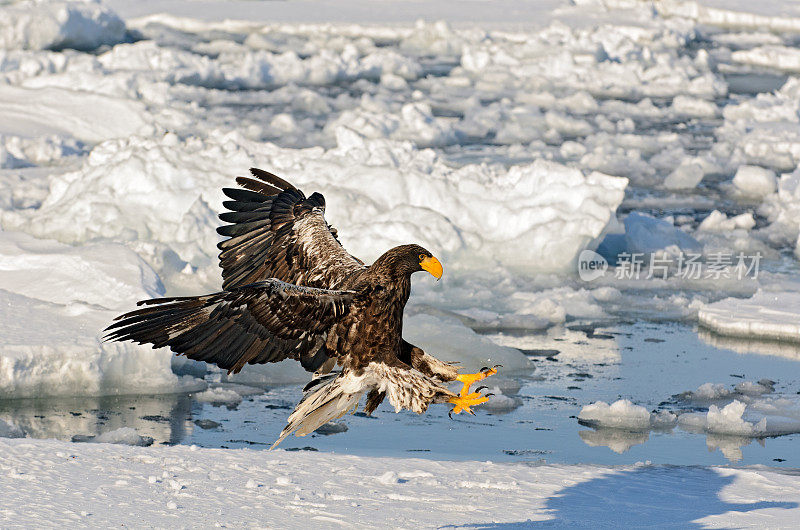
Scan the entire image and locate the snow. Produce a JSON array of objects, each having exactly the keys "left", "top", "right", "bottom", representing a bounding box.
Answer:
[
  {"left": 1, "top": 437, "right": 799, "bottom": 527},
  {"left": 698, "top": 290, "right": 800, "bottom": 342}
]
